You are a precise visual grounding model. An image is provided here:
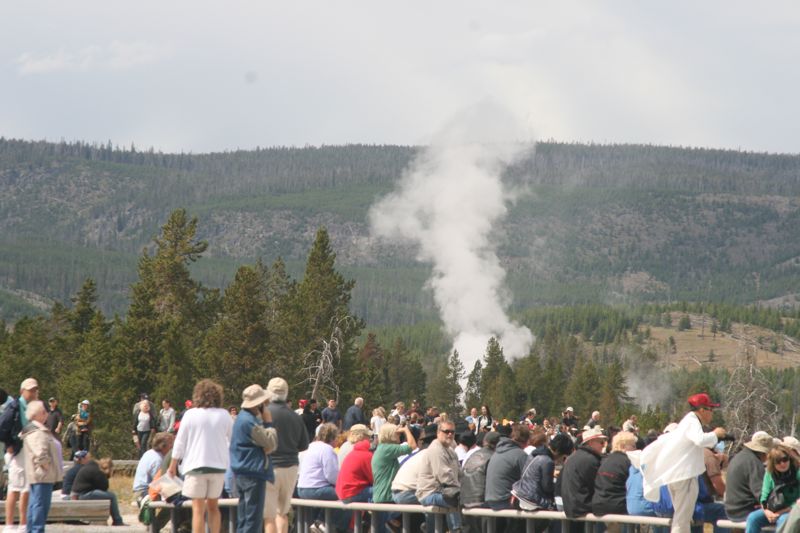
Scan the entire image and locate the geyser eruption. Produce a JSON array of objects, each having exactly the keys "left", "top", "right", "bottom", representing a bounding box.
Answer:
[{"left": 369, "top": 102, "right": 534, "bottom": 371}]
